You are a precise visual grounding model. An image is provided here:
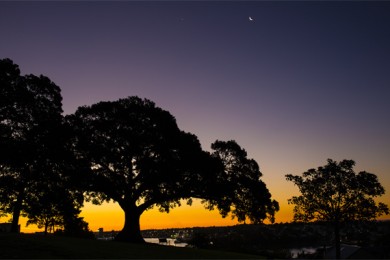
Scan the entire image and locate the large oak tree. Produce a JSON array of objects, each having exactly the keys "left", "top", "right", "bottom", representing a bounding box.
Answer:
[
  {"left": 68, "top": 97, "right": 279, "bottom": 243},
  {"left": 286, "top": 159, "right": 389, "bottom": 259},
  {"left": 68, "top": 97, "right": 216, "bottom": 242}
]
